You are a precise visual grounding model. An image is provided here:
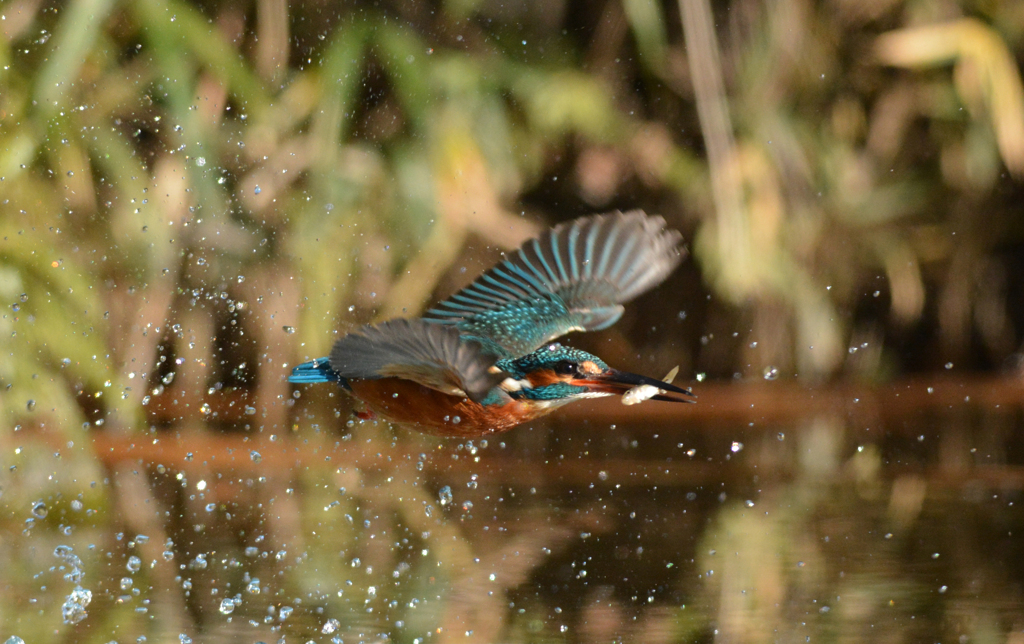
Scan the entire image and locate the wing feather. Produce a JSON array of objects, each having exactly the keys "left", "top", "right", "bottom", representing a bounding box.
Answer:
[
  {"left": 426, "top": 210, "right": 683, "bottom": 356},
  {"left": 328, "top": 319, "right": 504, "bottom": 403}
]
